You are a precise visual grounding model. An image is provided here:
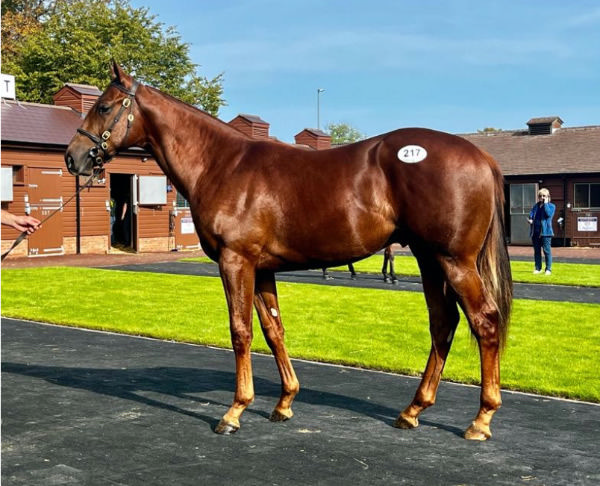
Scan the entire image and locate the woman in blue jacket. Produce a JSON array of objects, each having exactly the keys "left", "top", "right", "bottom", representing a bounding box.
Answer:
[{"left": 528, "top": 188, "right": 556, "bottom": 275}]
